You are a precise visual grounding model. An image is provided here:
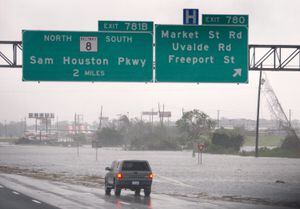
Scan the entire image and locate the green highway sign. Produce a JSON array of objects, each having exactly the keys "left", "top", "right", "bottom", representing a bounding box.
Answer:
[
  {"left": 22, "top": 30, "right": 153, "bottom": 82},
  {"left": 98, "top": 21, "right": 153, "bottom": 34},
  {"left": 155, "top": 25, "right": 248, "bottom": 83},
  {"left": 202, "top": 14, "right": 248, "bottom": 27}
]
